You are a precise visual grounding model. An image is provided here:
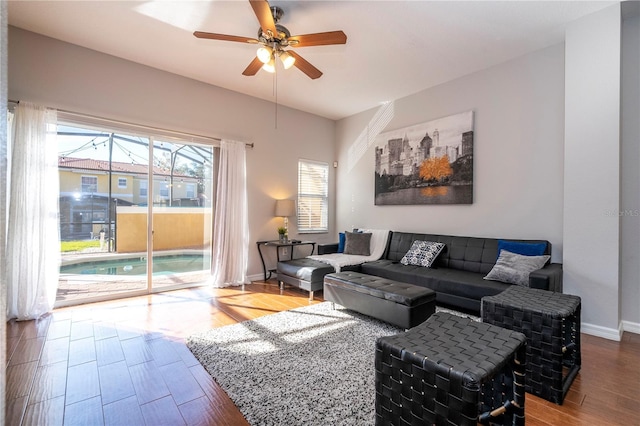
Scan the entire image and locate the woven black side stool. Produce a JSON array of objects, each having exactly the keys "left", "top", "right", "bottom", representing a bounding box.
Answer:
[
  {"left": 481, "top": 285, "right": 581, "bottom": 405},
  {"left": 375, "top": 312, "right": 526, "bottom": 426}
]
